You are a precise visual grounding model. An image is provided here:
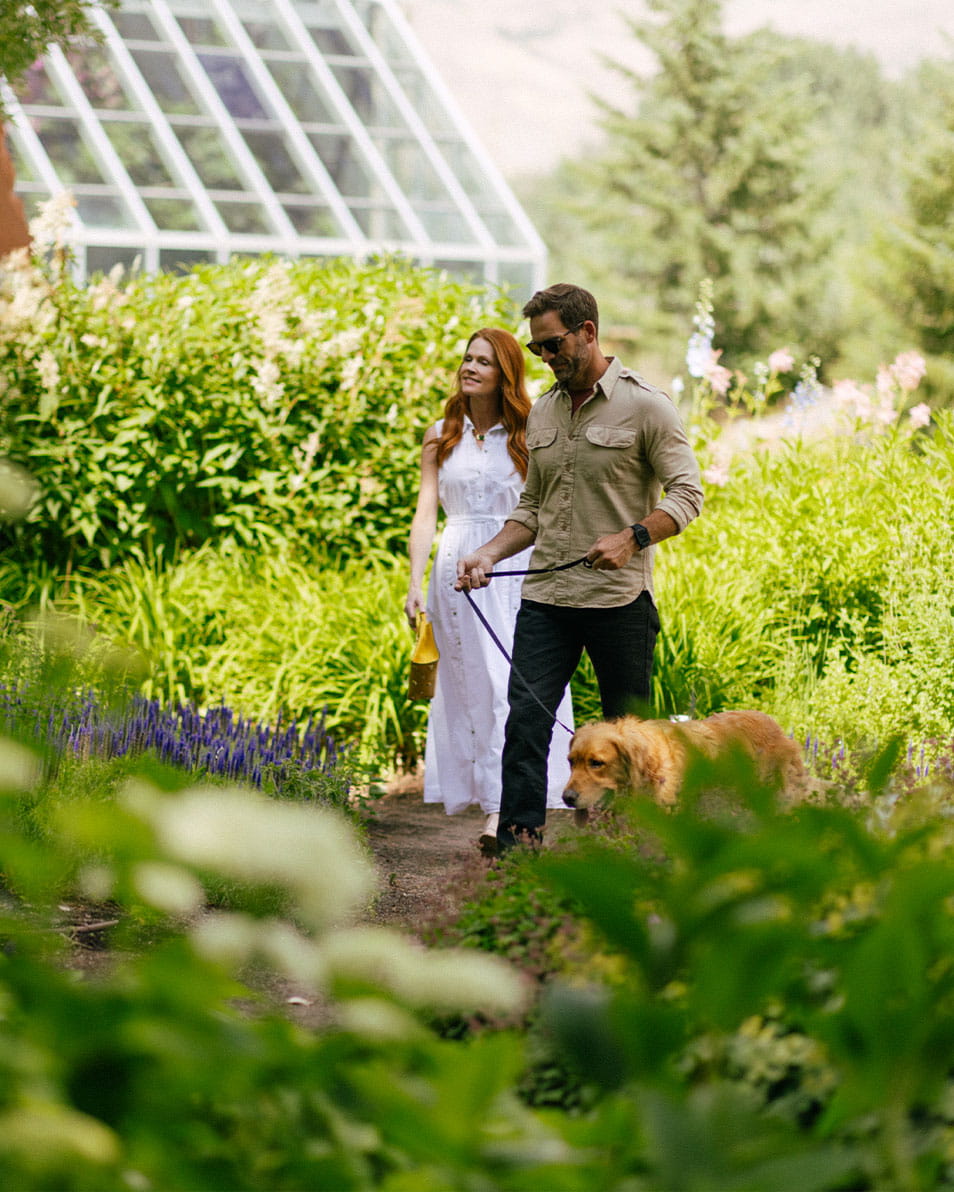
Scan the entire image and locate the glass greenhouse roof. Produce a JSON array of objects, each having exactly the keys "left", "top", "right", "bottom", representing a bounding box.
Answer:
[{"left": 2, "top": 0, "right": 545, "bottom": 289}]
